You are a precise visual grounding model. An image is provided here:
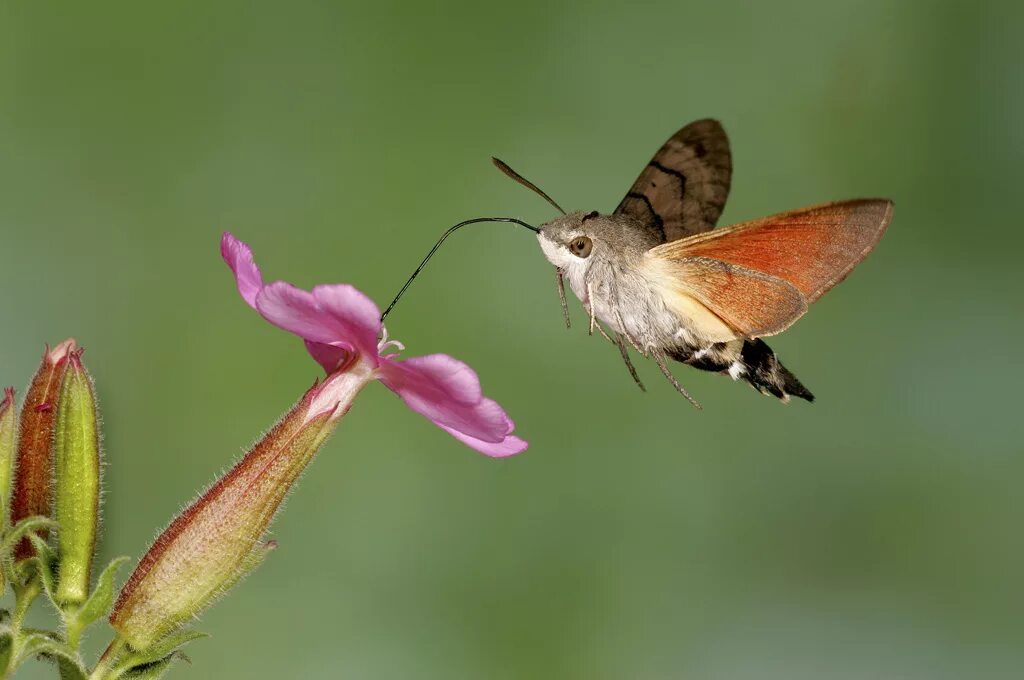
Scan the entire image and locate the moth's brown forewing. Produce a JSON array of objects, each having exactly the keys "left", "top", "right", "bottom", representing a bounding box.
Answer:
[{"left": 614, "top": 118, "right": 732, "bottom": 242}]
